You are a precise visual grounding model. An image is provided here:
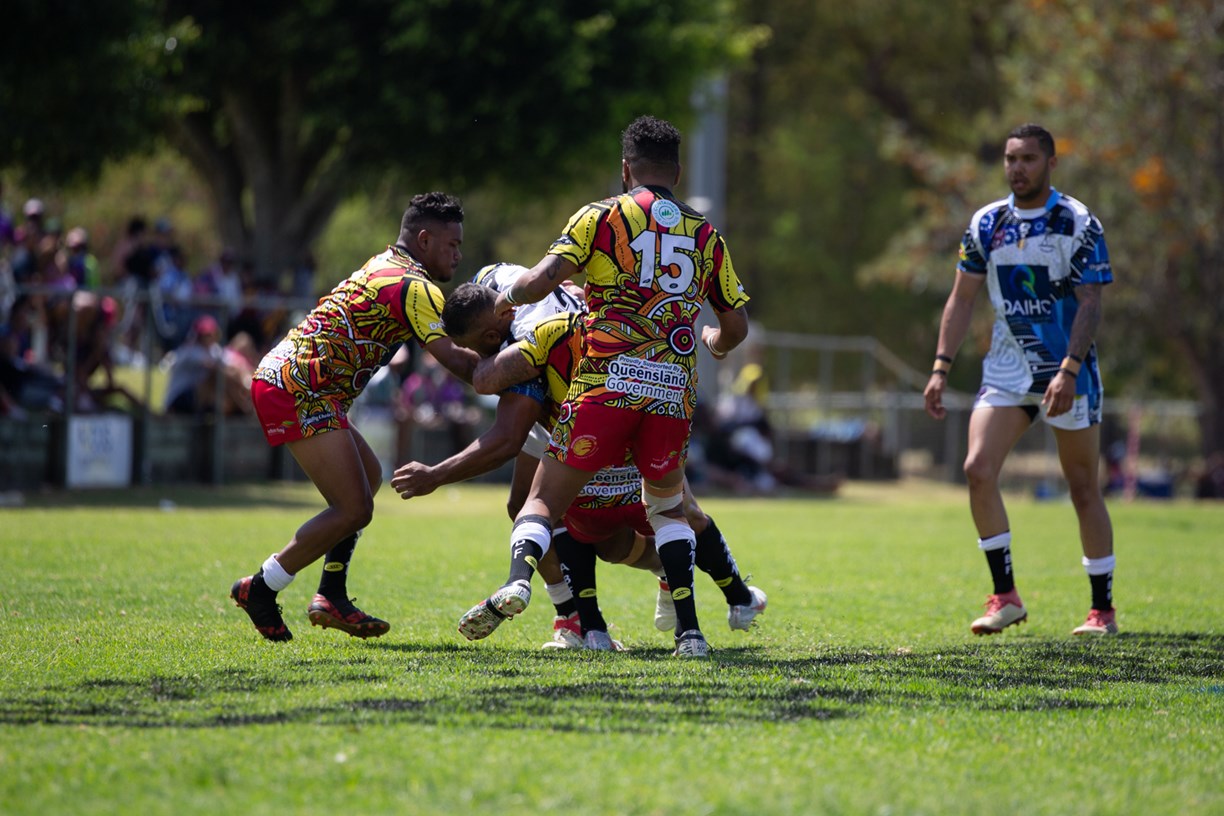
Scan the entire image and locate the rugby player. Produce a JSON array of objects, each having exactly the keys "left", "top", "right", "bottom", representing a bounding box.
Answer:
[{"left": 229, "top": 193, "right": 478, "bottom": 642}]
